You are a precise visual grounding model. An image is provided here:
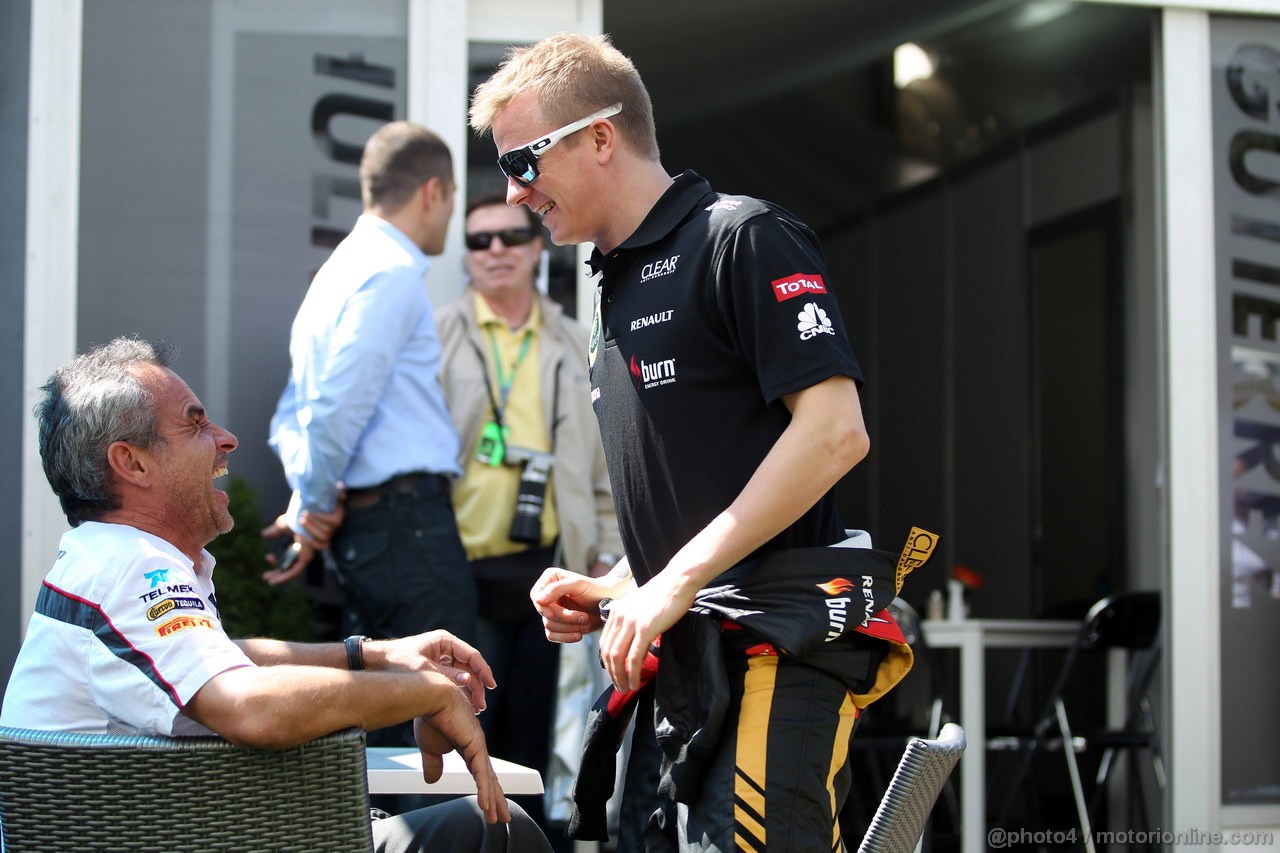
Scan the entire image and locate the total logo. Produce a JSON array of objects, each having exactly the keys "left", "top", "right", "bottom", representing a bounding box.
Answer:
[
  {"left": 629, "top": 354, "right": 677, "bottom": 390},
  {"left": 771, "top": 273, "right": 827, "bottom": 302},
  {"left": 797, "top": 302, "right": 836, "bottom": 340}
]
